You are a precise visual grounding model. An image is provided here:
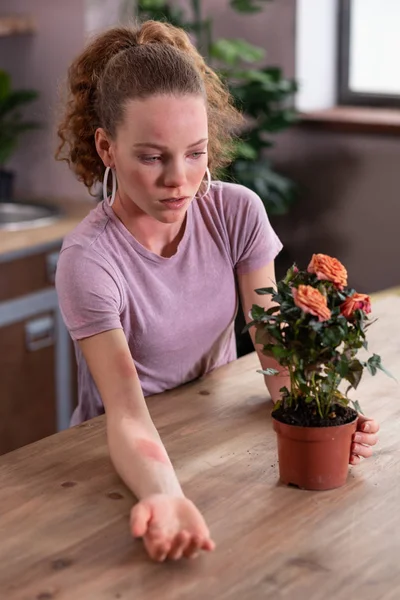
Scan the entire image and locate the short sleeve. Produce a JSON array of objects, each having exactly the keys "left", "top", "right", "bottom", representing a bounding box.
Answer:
[
  {"left": 223, "top": 184, "right": 283, "bottom": 274},
  {"left": 55, "top": 245, "right": 124, "bottom": 341}
]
